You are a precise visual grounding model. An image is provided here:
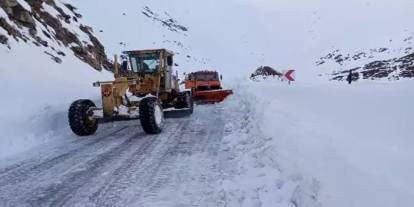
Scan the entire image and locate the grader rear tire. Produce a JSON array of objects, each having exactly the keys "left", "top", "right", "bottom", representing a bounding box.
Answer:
[
  {"left": 139, "top": 97, "right": 164, "bottom": 134},
  {"left": 186, "top": 92, "right": 194, "bottom": 114},
  {"left": 68, "top": 99, "right": 98, "bottom": 136},
  {"left": 176, "top": 92, "right": 194, "bottom": 114}
]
